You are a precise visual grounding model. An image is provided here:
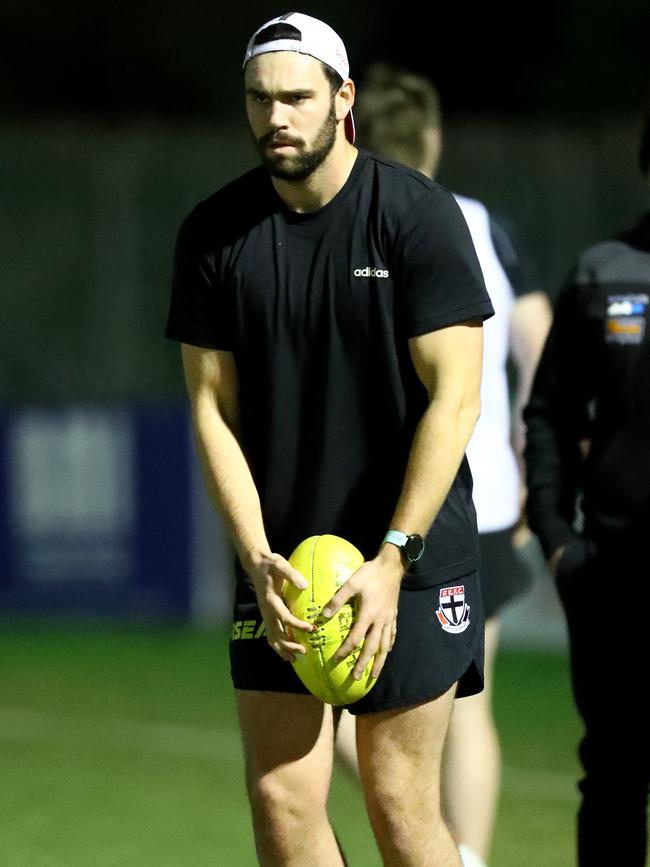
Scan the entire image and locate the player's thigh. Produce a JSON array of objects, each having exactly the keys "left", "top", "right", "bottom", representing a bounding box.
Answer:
[
  {"left": 237, "top": 690, "right": 338, "bottom": 801},
  {"left": 356, "top": 685, "right": 457, "bottom": 801}
]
